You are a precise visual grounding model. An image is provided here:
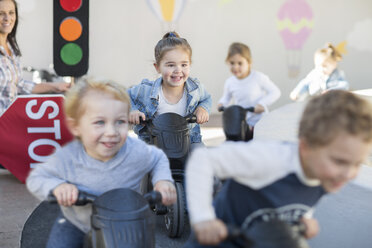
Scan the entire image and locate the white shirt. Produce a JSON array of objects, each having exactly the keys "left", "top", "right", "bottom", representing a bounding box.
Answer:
[
  {"left": 156, "top": 86, "right": 187, "bottom": 116},
  {"left": 186, "top": 139, "right": 320, "bottom": 224},
  {"left": 218, "top": 70, "right": 281, "bottom": 126}
]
